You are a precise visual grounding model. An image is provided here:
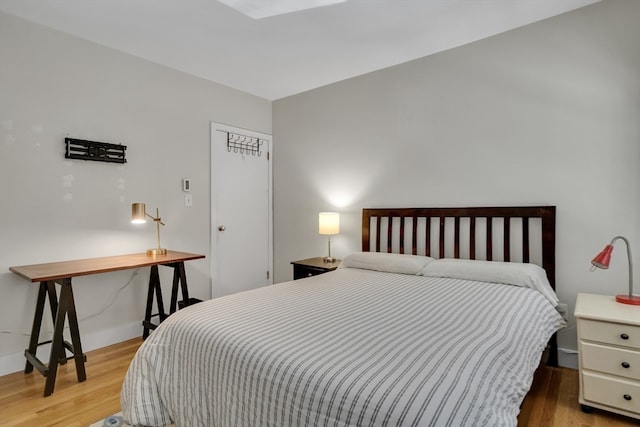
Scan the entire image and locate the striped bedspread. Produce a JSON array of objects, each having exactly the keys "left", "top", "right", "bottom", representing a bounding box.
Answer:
[{"left": 121, "top": 267, "right": 564, "bottom": 427}]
